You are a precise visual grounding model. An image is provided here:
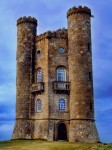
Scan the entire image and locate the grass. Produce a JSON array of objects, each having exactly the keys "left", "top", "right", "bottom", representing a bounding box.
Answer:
[{"left": 0, "top": 140, "right": 112, "bottom": 150}]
